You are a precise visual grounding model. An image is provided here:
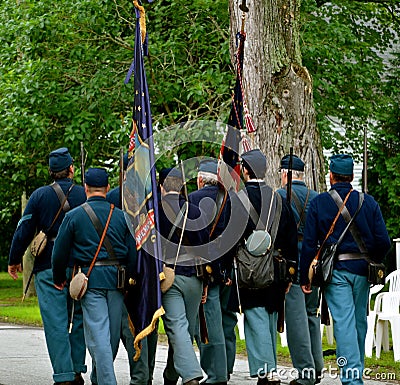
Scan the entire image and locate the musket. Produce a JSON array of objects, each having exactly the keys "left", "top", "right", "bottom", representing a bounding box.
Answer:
[
  {"left": 80, "top": 142, "right": 86, "bottom": 185},
  {"left": 22, "top": 268, "right": 34, "bottom": 302},
  {"left": 286, "top": 147, "right": 293, "bottom": 205},
  {"left": 277, "top": 147, "right": 293, "bottom": 333},
  {"left": 363, "top": 126, "right": 368, "bottom": 194},
  {"left": 233, "top": 257, "right": 242, "bottom": 315},
  {"left": 180, "top": 160, "right": 209, "bottom": 344},
  {"left": 119, "top": 148, "right": 124, "bottom": 209},
  {"left": 311, "top": 151, "right": 318, "bottom": 193}
]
